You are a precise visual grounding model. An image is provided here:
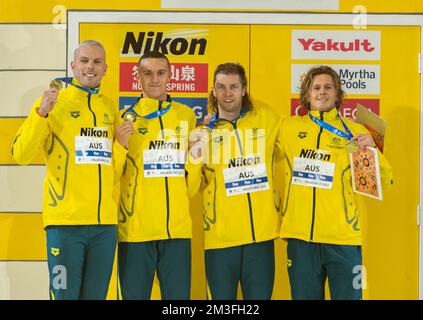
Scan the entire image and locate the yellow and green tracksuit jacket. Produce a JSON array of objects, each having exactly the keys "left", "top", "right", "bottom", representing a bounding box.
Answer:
[
  {"left": 116, "top": 97, "right": 197, "bottom": 243},
  {"left": 187, "top": 104, "right": 284, "bottom": 250},
  {"left": 279, "top": 108, "right": 393, "bottom": 245},
  {"left": 11, "top": 79, "right": 121, "bottom": 228}
]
